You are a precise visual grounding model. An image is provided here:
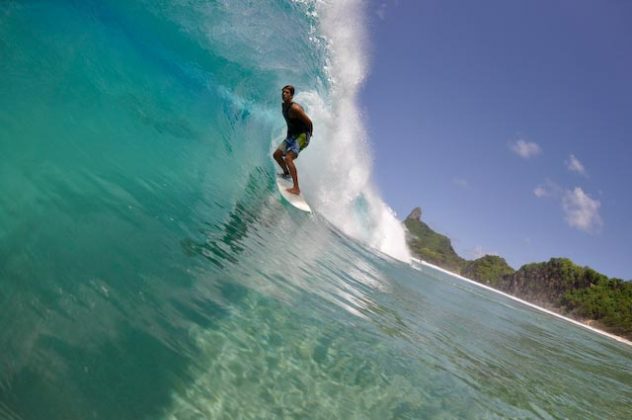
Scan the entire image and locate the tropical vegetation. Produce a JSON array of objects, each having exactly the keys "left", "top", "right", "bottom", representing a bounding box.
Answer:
[{"left": 404, "top": 207, "right": 632, "bottom": 340}]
